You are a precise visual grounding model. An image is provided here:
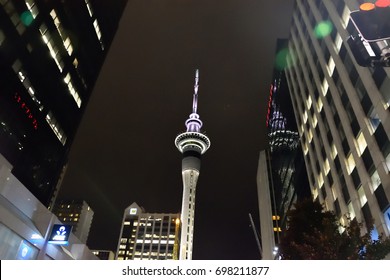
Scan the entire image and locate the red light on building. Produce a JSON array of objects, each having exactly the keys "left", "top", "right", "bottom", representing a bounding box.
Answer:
[
  {"left": 265, "top": 84, "right": 274, "bottom": 127},
  {"left": 14, "top": 93, "right": 38, "bottom": 130}
]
